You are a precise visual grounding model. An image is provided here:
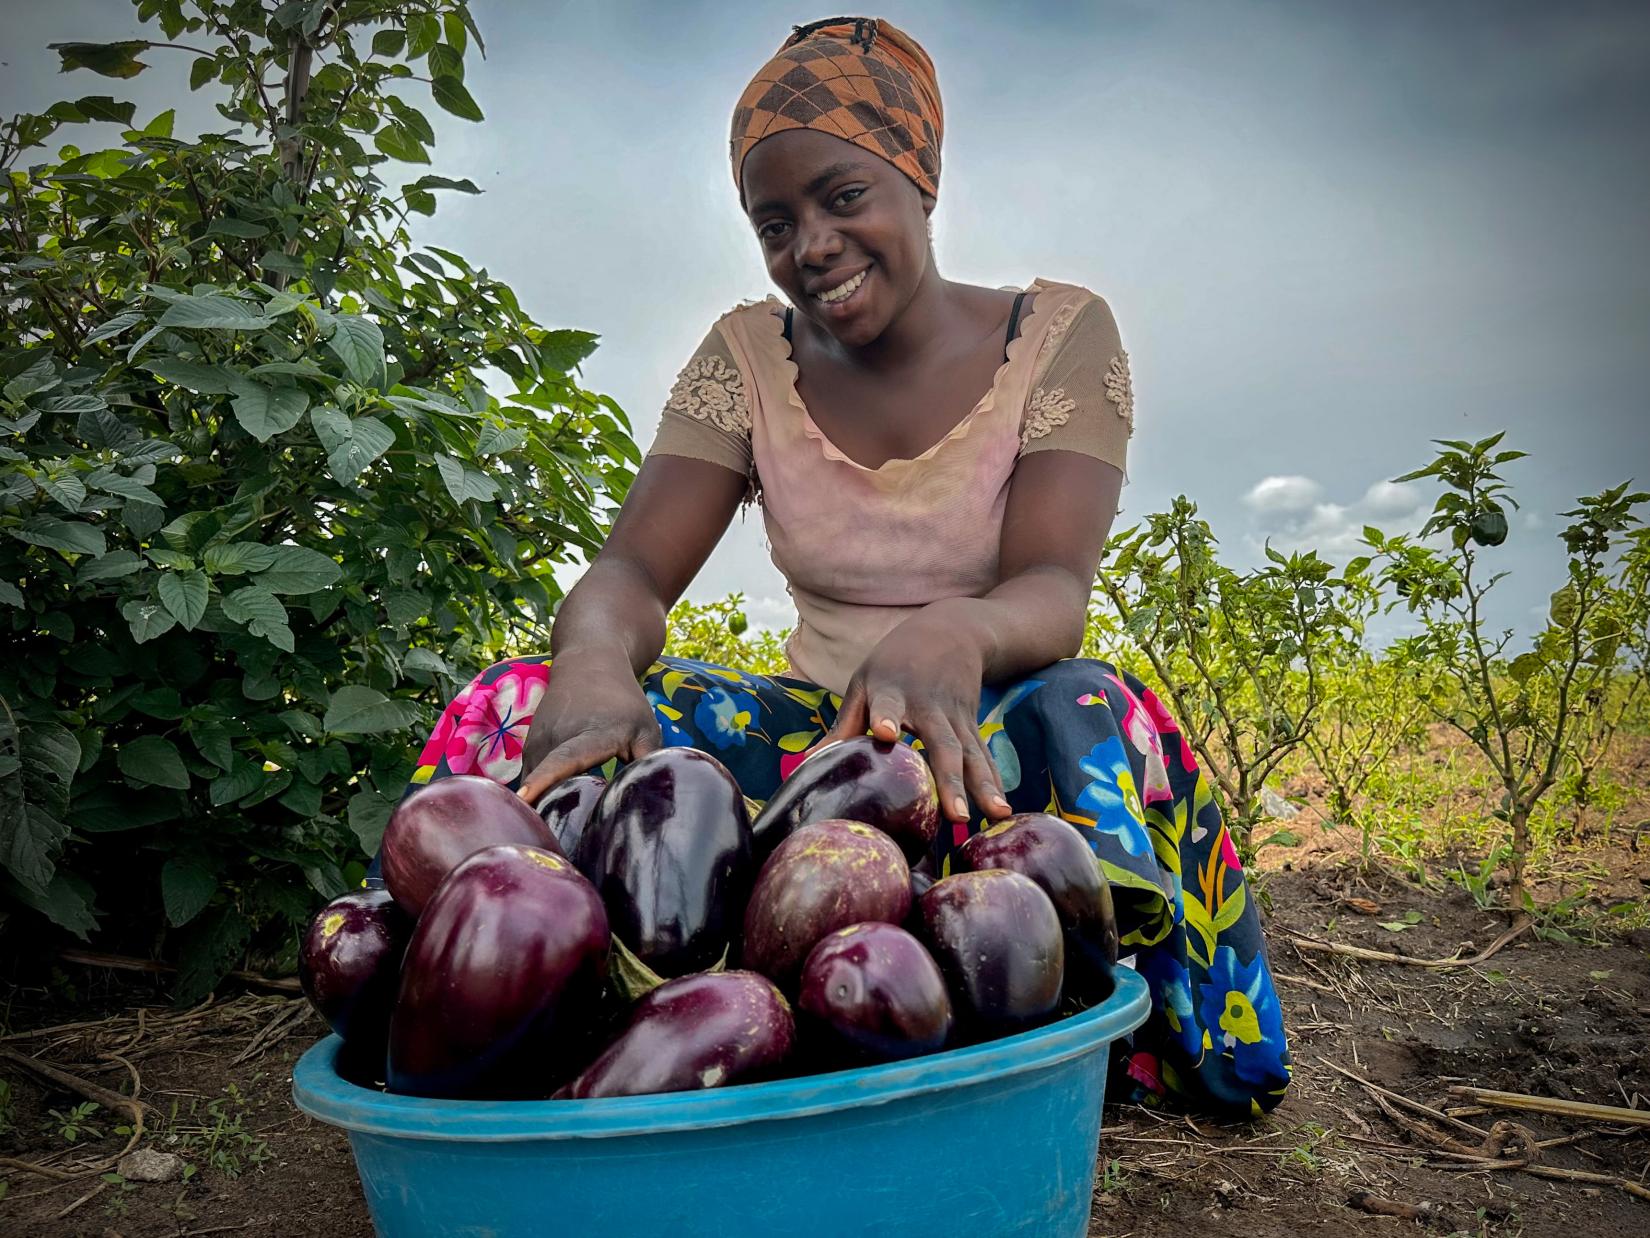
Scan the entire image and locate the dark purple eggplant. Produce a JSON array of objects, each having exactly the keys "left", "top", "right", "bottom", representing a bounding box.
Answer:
[
  {"left": 959, "top": 811, "right": 1120, "bottom": 983},
  {"left": 918, "top": 870, "right": 1063, "bottom": 1038},
  {"left": 799, "top": 922, "right": 952, "bottom": 1062},
  {"left": 742, "top": 820, "right": 911, "bottom": 992},
  {"left": 534, "top": 774, "right": 606, "bottom": 873},
  {"left": 387, "top": 845, "right": 608, "bottom": 1098},
  {"left": 581, "top": 748, "right": 752, "bottom": 977},
  {"left": 560, "top": 971, "right": 794, "bottom": 1099},
  {"left": 382, "top": 774, "right": 561, "bottom": 917},
  {"left": 299, "top": 888, "right": 410, "bottom": 1051},
  {"left": 750, "top": 736, "right": 940, "bottom": 863}
]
